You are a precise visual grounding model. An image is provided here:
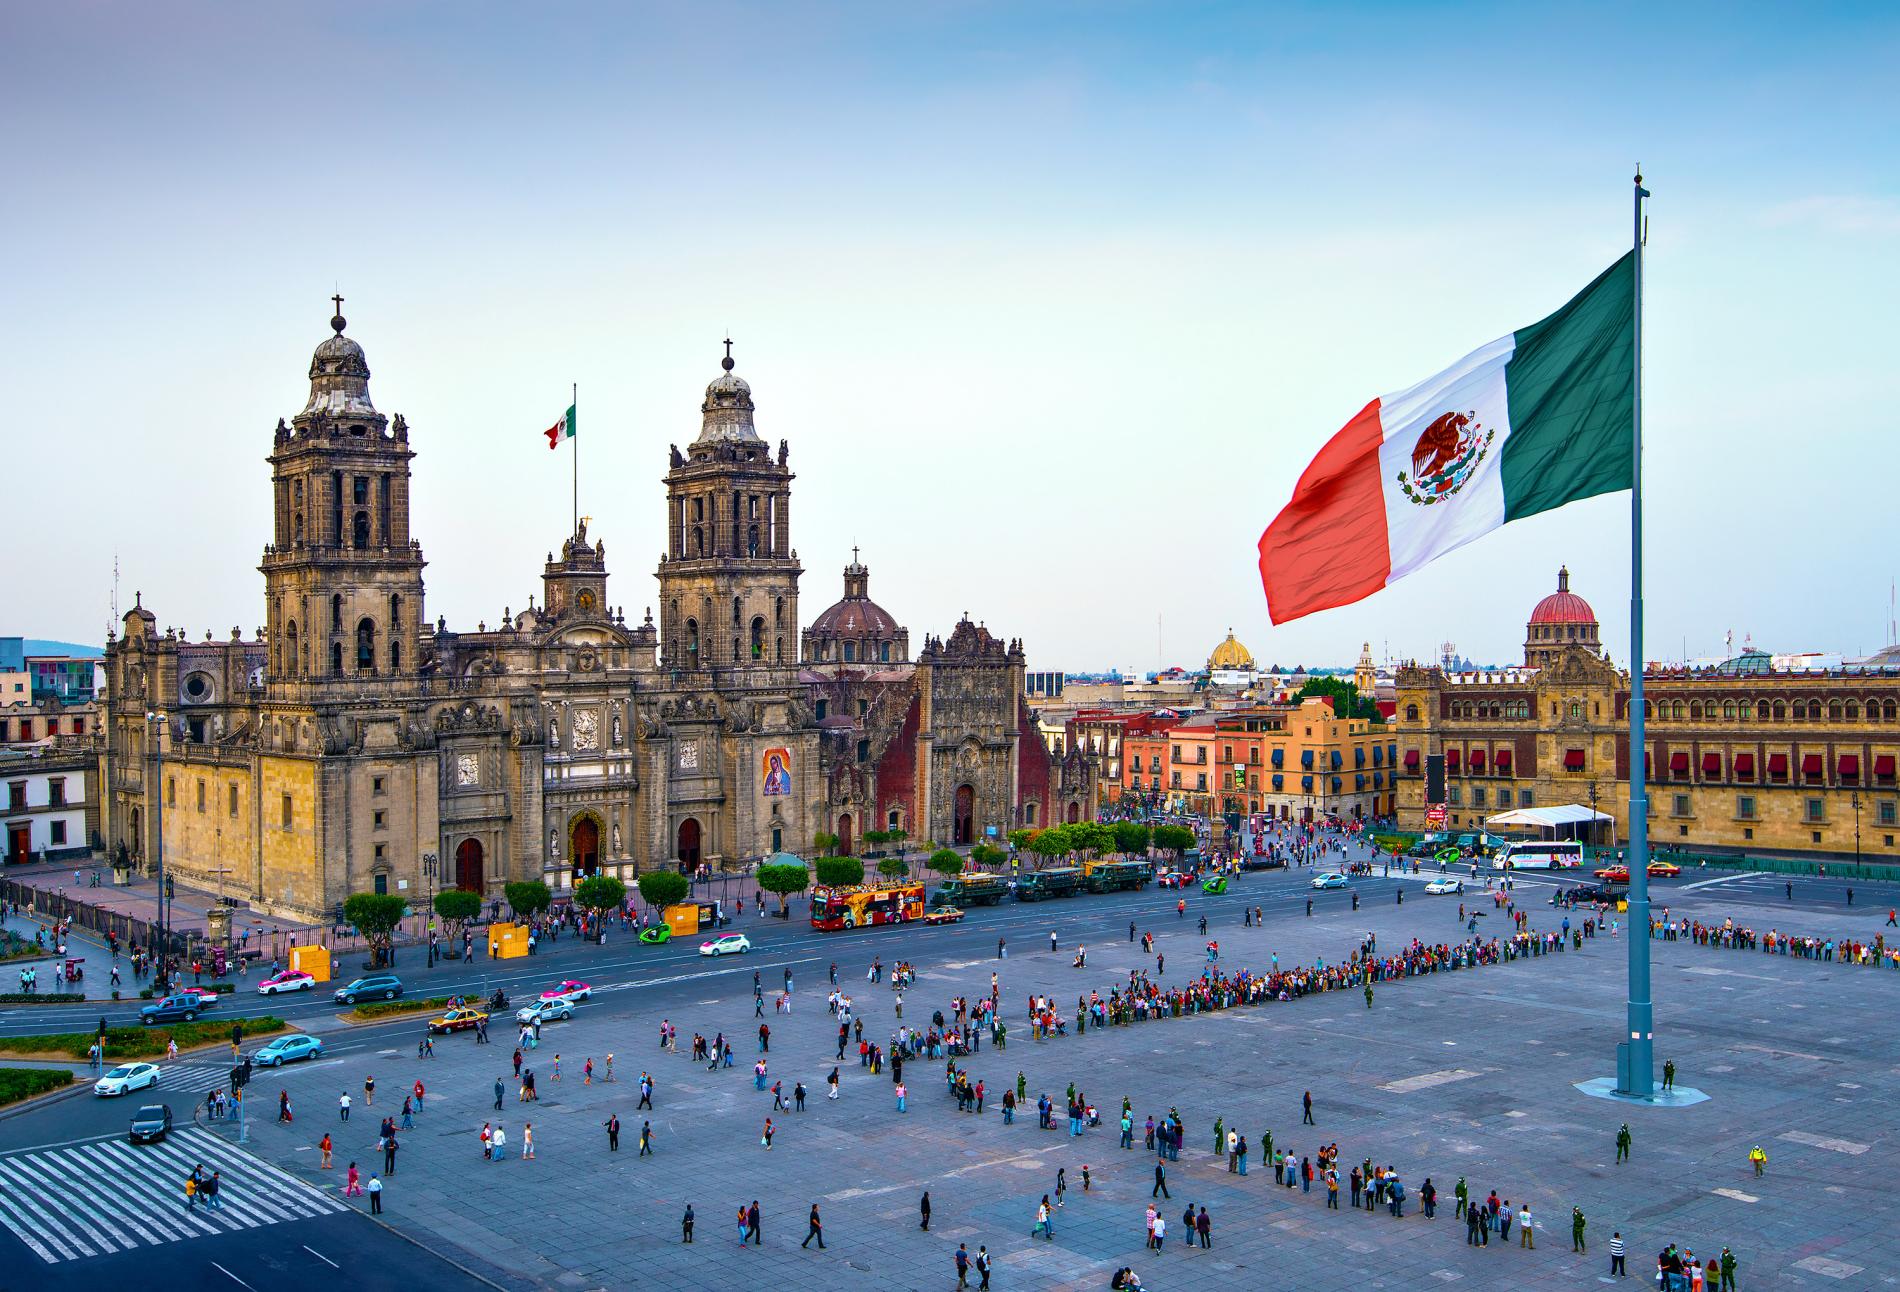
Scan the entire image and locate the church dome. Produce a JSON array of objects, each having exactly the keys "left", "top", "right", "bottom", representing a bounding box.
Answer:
[
  {"left": 802, "top": 550, "right": 909, "bottom": 666},
  {"left": 1207, "top": 629, "right": 1255, "bottom": 672},
  {"left": 695, "top": 342, "right": 761, "bottom": 445},
  {"left": 1529, "top": 566, "right": 1595, "bottom": 625},
  {"left": 301, "top": 302, "right": 380, "bottom": 422},
  {"left": 810, "top": 593, "right": 901, "bottom": 638}
]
